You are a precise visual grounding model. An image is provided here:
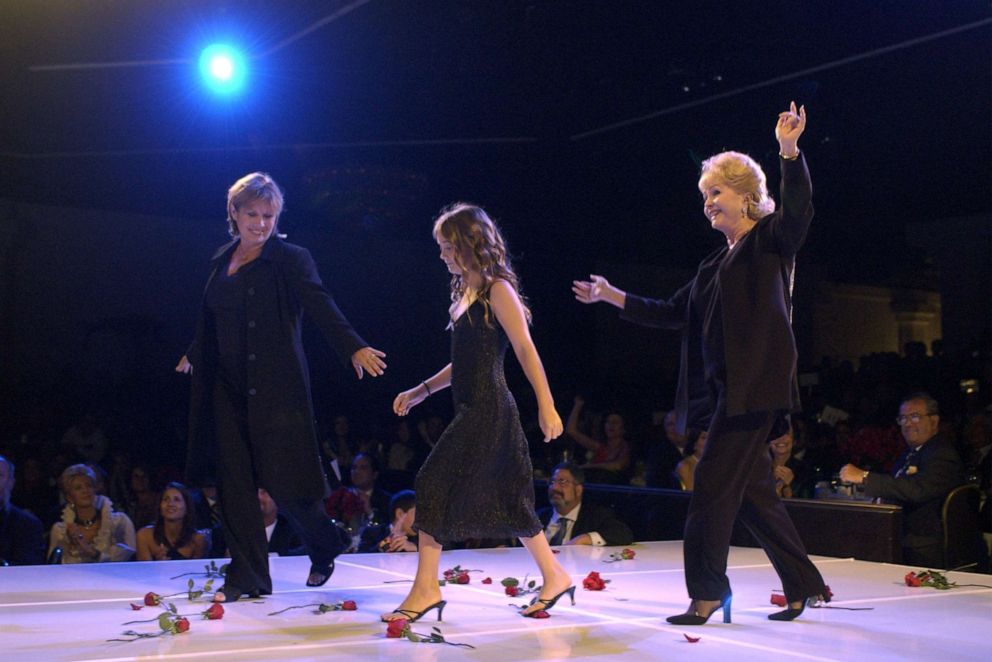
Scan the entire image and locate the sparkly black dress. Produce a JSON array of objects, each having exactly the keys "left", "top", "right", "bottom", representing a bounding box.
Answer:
[{"left": 414, "top": 300, "right": 543, "bottom": 544}]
